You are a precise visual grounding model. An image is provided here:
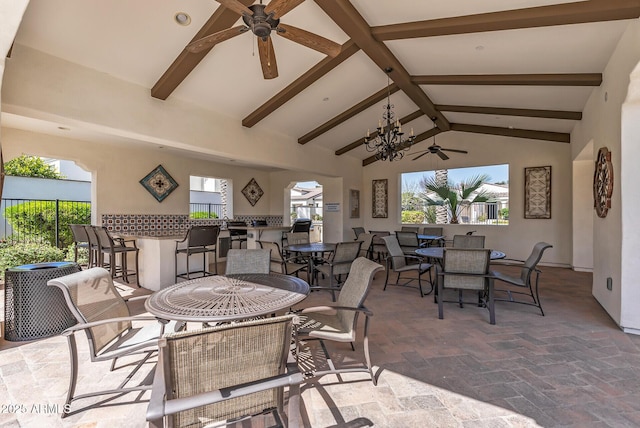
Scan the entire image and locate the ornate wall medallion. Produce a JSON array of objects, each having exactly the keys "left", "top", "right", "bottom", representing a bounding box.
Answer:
[
  {"left": 139, "top": 165, "right": 178, "bottom": 202},
  {"left": 593, "top": 147, "right": 613, "bottom": 218},
  {"left": 242, "top": 178, "right": 264, "bottom": 206},
  {"left": 372, "top": 179, "right": 388, "bottom": 218}
]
